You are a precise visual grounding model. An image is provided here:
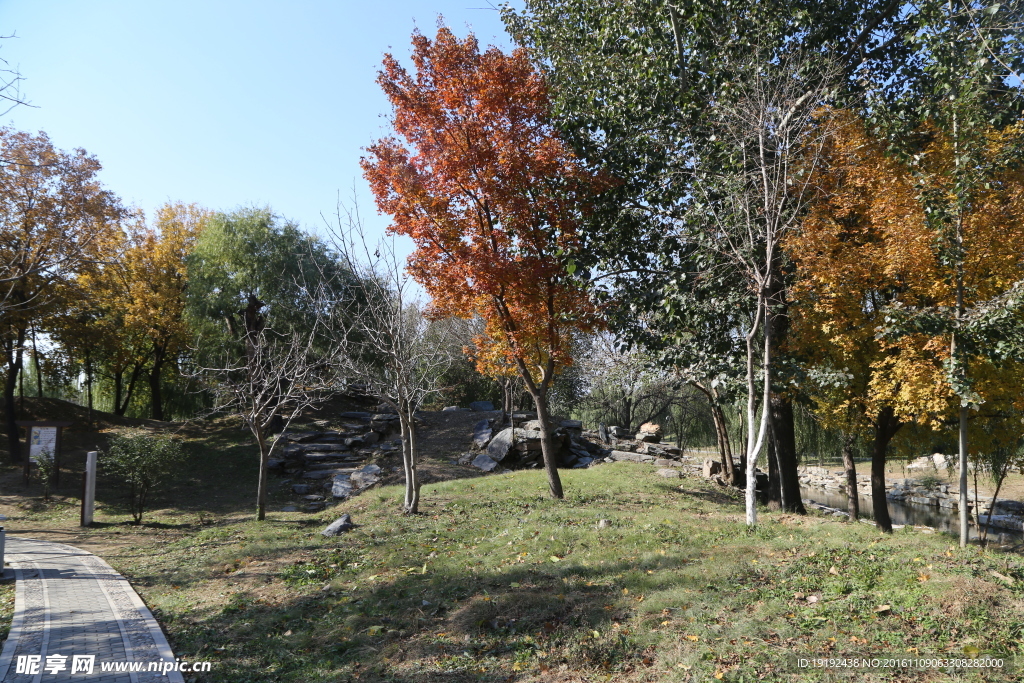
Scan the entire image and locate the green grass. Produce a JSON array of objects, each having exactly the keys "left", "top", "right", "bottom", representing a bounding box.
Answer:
[
  {"left": 104, "top": 463, "right": 1024, "bottom": 683},
  {"left": 0, "top": 578, "right": 13, "bottom": 645},
  {"left": 3, "top": 415, "right": 1022, "bottom": 682}
]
